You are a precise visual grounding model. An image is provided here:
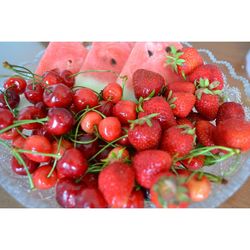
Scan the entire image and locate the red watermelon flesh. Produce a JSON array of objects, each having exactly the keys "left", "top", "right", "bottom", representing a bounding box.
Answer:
[
  {"left": 118, "top": 42, "right": 183, "bottom": 100},
  {"left": 35, "top": 42, "right": 88, "bottom": 75},
  {"left": 75, "top": 42, "right": 134, "bottom": 90}
]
